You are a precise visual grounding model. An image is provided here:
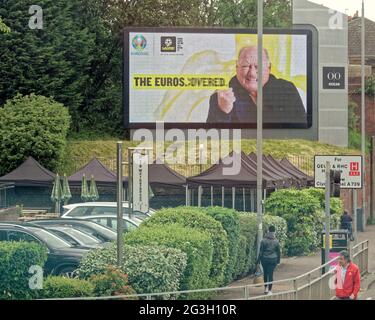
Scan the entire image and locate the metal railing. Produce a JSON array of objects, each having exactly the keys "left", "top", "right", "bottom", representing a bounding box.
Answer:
[{"left": 42, "top": 240, "right": 369, "bottom": 301}]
